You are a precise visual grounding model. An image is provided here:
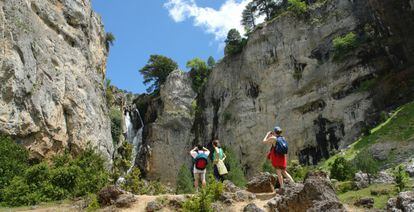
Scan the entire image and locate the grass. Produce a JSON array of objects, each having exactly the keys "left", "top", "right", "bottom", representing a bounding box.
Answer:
[
  {"left": 338, "top": 184, "right": 397, "bottom": 209},
  {"left": 320, "top": 101, "right": 414, "bottom": 170}
]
